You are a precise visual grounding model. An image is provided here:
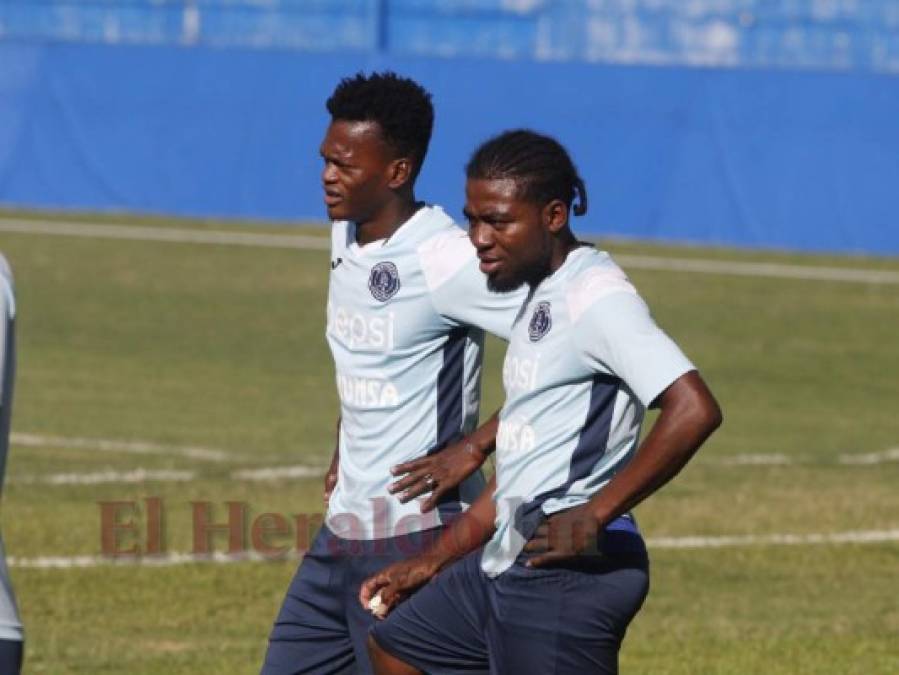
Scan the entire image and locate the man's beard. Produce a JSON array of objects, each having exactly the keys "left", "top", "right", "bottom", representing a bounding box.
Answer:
[
  {"left": 486, "top": 245, "right": 553, "bottom": 294},
  {"left": 486, "top": 274, "right": 525, "bottom": 293}
]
